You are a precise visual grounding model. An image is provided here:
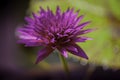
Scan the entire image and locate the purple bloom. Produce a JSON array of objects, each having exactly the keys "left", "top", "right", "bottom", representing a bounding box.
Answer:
[{"left": 17, "top": 7, "right": 93, "bottom": 64}]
